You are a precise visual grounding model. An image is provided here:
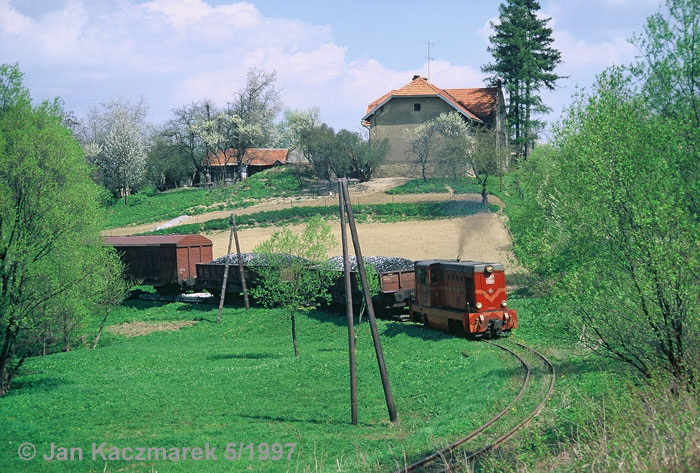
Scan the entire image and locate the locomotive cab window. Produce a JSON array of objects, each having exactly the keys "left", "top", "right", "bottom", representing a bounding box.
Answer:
[{"left": 430, "top": 268, "right": 438, "bottom": 285}]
